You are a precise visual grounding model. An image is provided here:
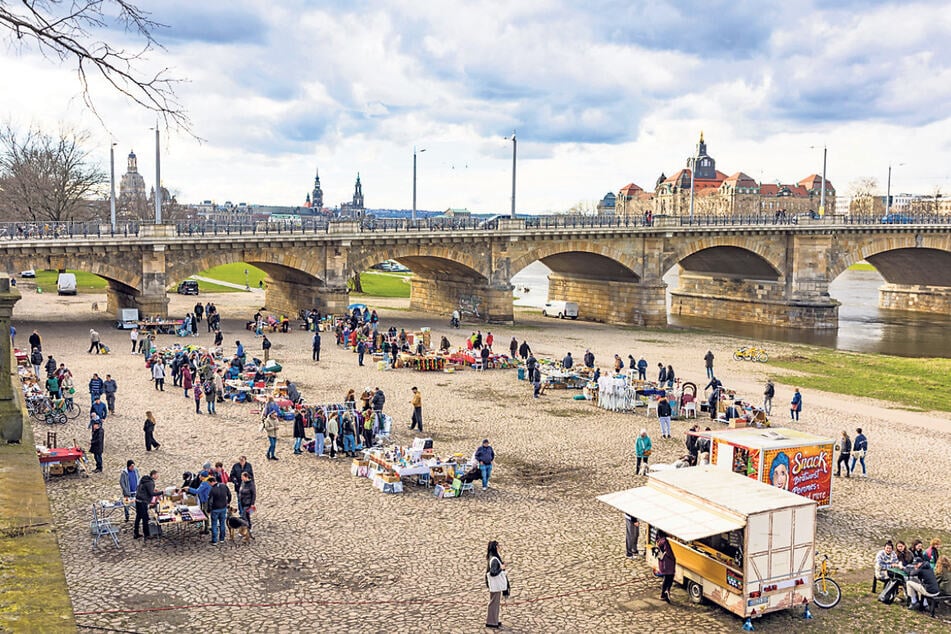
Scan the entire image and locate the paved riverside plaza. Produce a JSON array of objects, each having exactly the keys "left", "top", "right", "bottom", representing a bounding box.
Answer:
[{"left": 20, "top": 289, "right": 951, "bottom": 632}]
